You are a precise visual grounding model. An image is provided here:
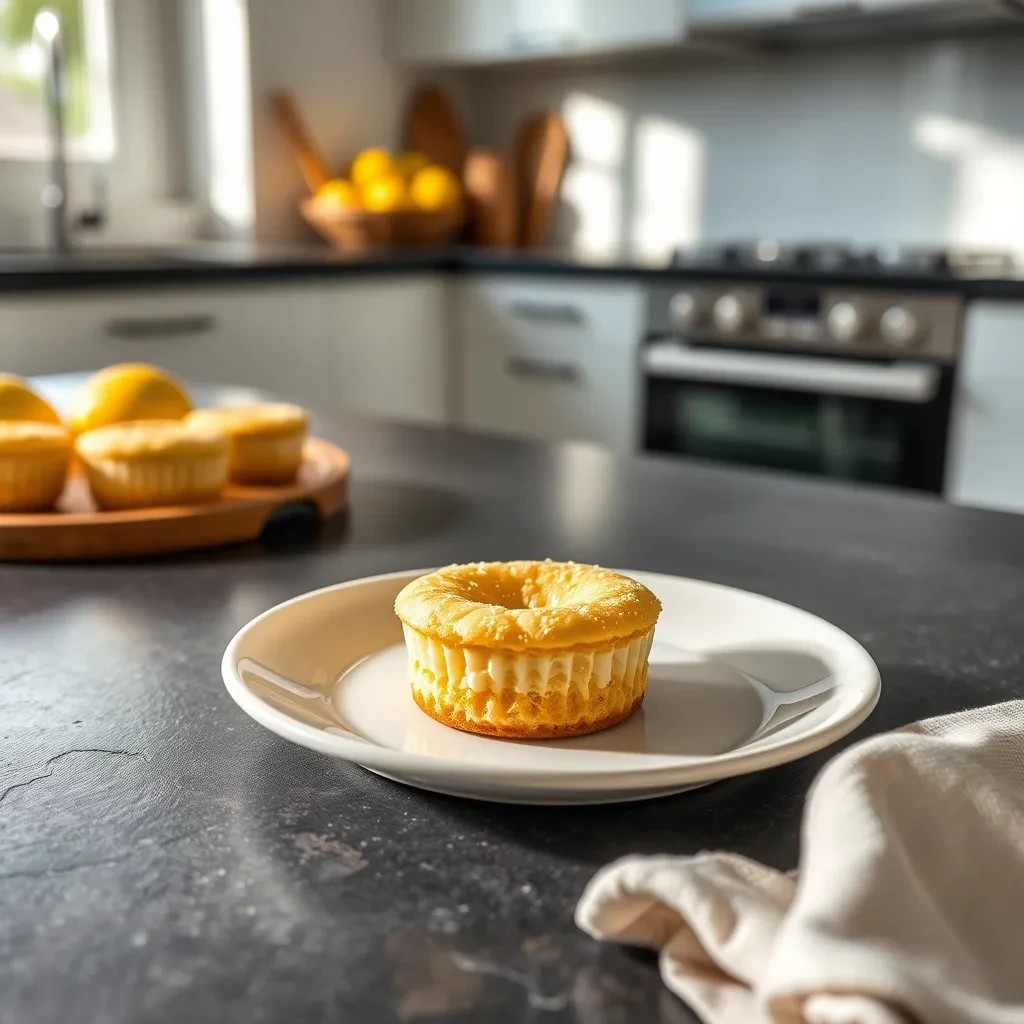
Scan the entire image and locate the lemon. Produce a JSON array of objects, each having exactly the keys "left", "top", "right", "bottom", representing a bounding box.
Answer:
[
  {"left": 393, "top": 150, "right": 431, "bottom": 180},
  {"left": 361, "top": 172, "right": 409, "bottom": 213},
  {"left": 350, "top": 147, "right": 394, "bottom": 188},
  {"left": 315, "top": 178, "right": 361, "bottom": 208},
  {"left": 69, "top": 364, "right": 193, "bottom": 436},
  {"left": 410, "top": 165, "right": 462, "bottom": 212},
  {"left": 0, "top": 374, "right": 62, "bottom": 424}
]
